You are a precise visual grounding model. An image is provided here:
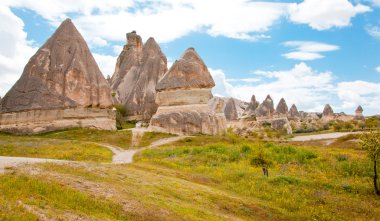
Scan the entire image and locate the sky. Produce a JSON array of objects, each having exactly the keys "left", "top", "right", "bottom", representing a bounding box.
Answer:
[{"left": 0, "top": 0, "right": 380, "bottom": 115}]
